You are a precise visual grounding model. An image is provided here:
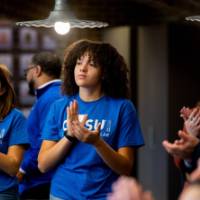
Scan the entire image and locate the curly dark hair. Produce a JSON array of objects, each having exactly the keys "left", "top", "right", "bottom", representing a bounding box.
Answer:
[{"left": 62, "top": 39, "right": 130, "bottom": 99}]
